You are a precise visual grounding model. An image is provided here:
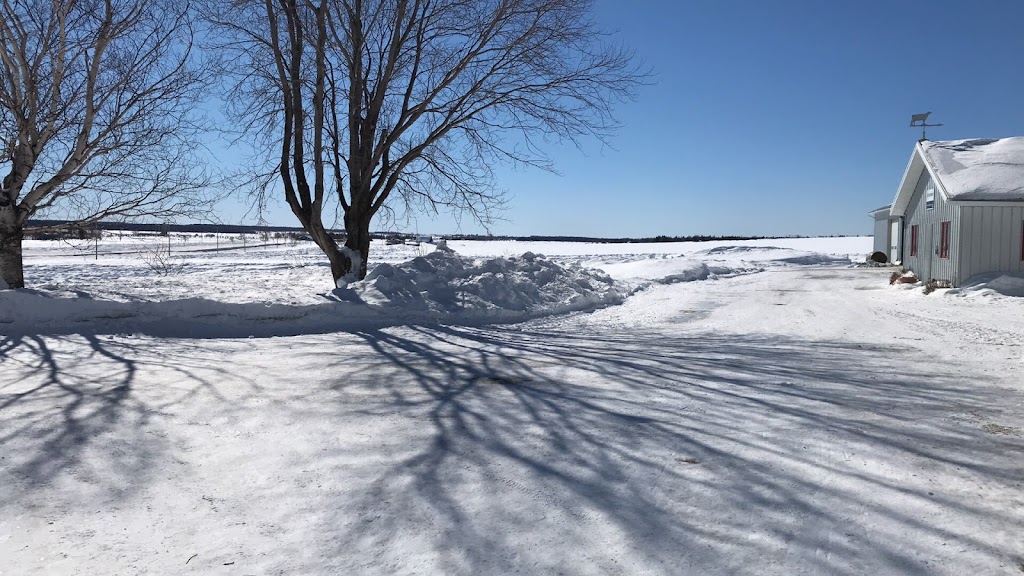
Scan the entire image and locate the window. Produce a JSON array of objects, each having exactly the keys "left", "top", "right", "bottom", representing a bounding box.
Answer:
[
  {"left": 940, "top": 221, "right": 950, "bottom": 259},
  {"left": 910, "top": 225, "right": 919, "bottom": 257},
  {"left": 925, "top": 183, "right": 935, "bottom": 210}
]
